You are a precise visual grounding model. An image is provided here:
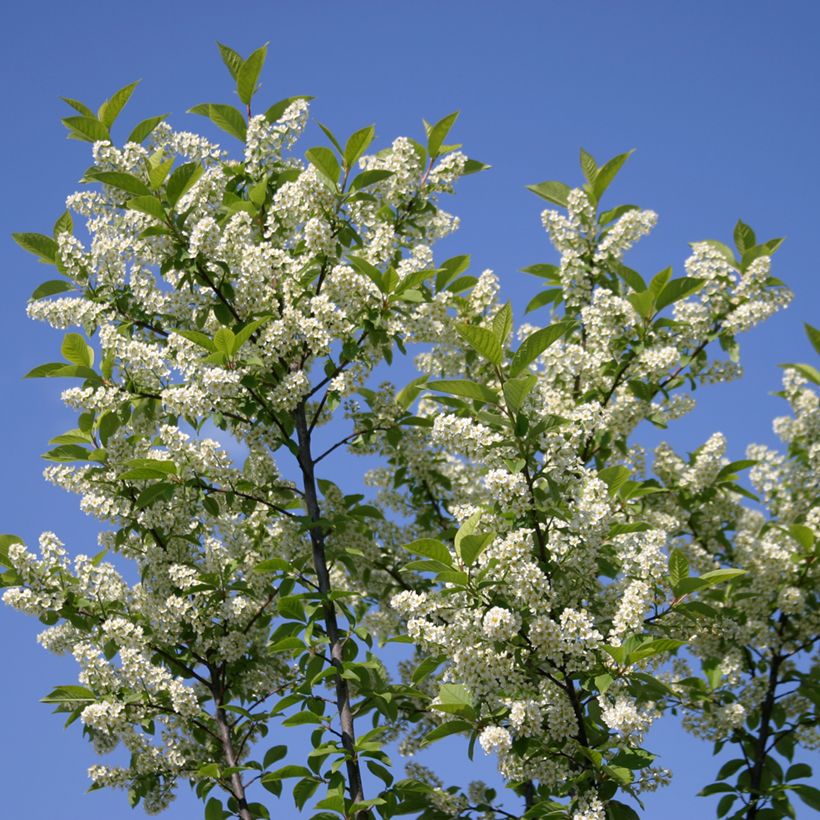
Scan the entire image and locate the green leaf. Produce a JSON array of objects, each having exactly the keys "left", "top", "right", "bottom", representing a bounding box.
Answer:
[
  {"left": 405, "top": 538, "right": 452, "bottom": 567},
  {"left": 629, "top": 638, "right": 685, "bottom": 662},
  {"left": 29, "top": 279, "right": 74, "bottom": 302},
  {"left": 593, "top": 150, "right": 634, "bottom": 201},
  {"left": 263, "top": 745, "right": 287, "bottom": 769},
  {"left": 655, "top": 277, "right": 704, "bottom": 311},
  {"left": 166, "top": 162, "right": 204, "bottom": 208},
  {"left": 61, "top": 116, "right": 110, "bottom": 142},
  {"left": 344, "top": 125, "right": 375, "bottom": 169},
  {"left": 41, "top": 685, "right": 96, "bottom": 704},
  {"left": 97, "top": 80, "right": 139, "bottom": 128},
  {"left": 189, "top": 103, "right": 247, "bottom": 141},
  {"left": 53, "top": 210, "right": 73, "bottom": 236},
  {"left": 61, "top": 334, "right": 94, "bottom": 368},
  {"left": 177, "top": 330, "right": 216, "bottom": 351},
  {"left": 433, "top": 683, "right": 475, "bottom": 717},
  {"left": 733, "top": 219, "right": 756, "bottom": 254},
  {"left": 428, "top": 380, "right": 499, "bottom": 404},
  {"left": 61, "top": 97, "right": 95, "bottom": 117},
  {"left": 42, "top": 444, "right": 91, "bottom": 462},
  {"left": 263, "top": 95, "right": 313, "bottom": 124},
  {"left": 509, "top": 322, "right": 572, "bottom": 376},
  {"left": 458, "top": 532, "right": 494, "bottom": 567},
  {"left": 305, "top": 146, "right": 340, "bottom": 188},
  {"left": 234, "top": 316, "right": 271, "bottom": 350},
  {"left": 217, "top": 42, "right": 244, "bottom": 80},
  {"left": 348, "top": 255, "right": 385, "bottom": 292},
  {"left": 606, "top": 800, "right": 641, "bottom": 820},
  {"left": 805, "top": 323, "right": 820, "bottom": 356},
  {"left": 135, "top": 482, "right": 175, "bottom": 509},
  {"left": 492, "top": 302, "right": 513, "bottom": 344},
  {"left": 674, "top": 568, "right": 746, "bottom": 596},
  {"left": 422, "top": 720, "right": 473, "bottom": 745},
  {"left": 25, "top": 362, "right": 99, "bottom": 381},
  {"left": 527, "top": 180, "right": 571, "bottom": 207},
  {"left": 525, "top": 289, "right": 562, "bottom": 314},
  {"left": 126, "top": 114, "right": 167, "bottom": 144},
  {"left": 503, "top": 374, "right": 537, "bottom": 413},
  {"left": 120, "top": 458, "right": 177, "bottom": 480},
  {"left": 668, "top": 548, "right": 689, "bottom": 589},
  {"left": 779, "top": 362, "right": 820, "bottom": 385},
  {"left": 412, "top": 656, "right": 445, "bottom": 684},
  {"left": 427, "top": 111, "right": 459, "bottom": 157},
  {"left": 789, "top": 784, "right": 820, "bottom": 811},
  {"left": 282, "top": 712, "right": 324, "bottom": 727},
  {"left": 127, "top": 196, "right": 166, "bottom": 222},
  {"left": 349, "top": 168, "right": 394, "bottom": 191},
  {"left": 237, "top": 44, "right": 268, "bottom": 105},
  {"left": 277, "top": 595, "right": 305, "bottom": 621},
  {"left": 205, "top": 797, "right": 223, "bottom": 820},
  {"left": 213, "top": 327, "right": 237, "bottom": 356},
  {"left": 579, "top": 147, "right": 598, "bottom": 183},
  {"left": 456, "top": 324, "right": 502, "bottom": 365},
  {"left": 13, "top": 232, "right": 58, "bottom": 263},
  {"left": 87, "top": 171, "right": 151, "bottom": 197}
]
